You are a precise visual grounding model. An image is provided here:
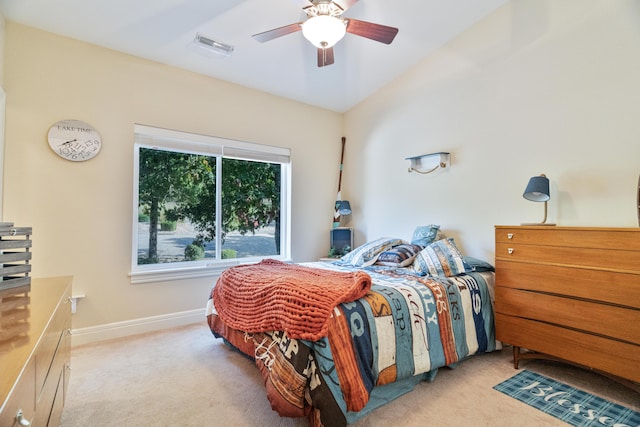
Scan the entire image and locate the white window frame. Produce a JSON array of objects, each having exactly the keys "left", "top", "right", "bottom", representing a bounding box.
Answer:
[{"left": 129, "top": 124, "right": 291, "bottom": 284}]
